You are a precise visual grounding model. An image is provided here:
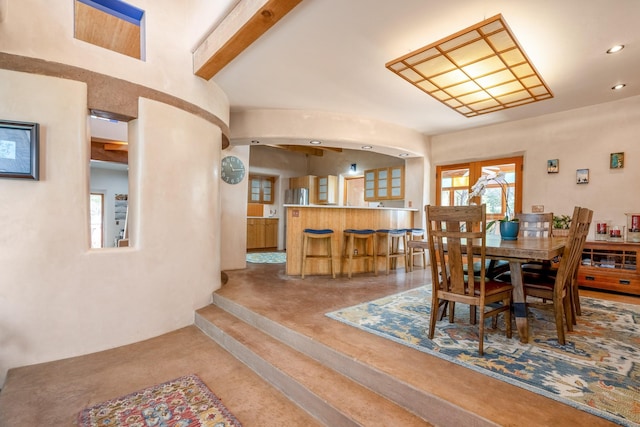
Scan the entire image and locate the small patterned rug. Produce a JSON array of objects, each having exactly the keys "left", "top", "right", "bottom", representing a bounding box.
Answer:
[
  {"left": 77, "top": 374, "right": 242, "bottom": 427},
  {"left": 246, "top": 252, "right": 286, "bottom": 264},
  {"left": 327, "top": 286, "right": 640, "bottom": 426}
]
